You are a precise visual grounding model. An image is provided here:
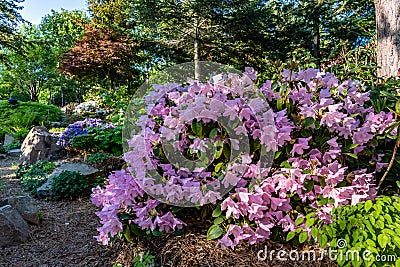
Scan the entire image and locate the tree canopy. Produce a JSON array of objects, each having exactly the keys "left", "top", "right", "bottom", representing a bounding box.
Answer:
[{"left": 0, "top": 0, "right": 26, "bottom": 61}]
